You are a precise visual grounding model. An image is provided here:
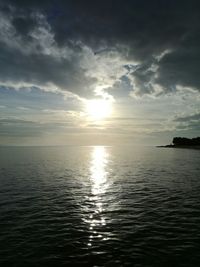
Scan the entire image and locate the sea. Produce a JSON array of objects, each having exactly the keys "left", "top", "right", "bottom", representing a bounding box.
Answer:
[{"left": 0, "top": 146, "right": 200, "bottom": 267}]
